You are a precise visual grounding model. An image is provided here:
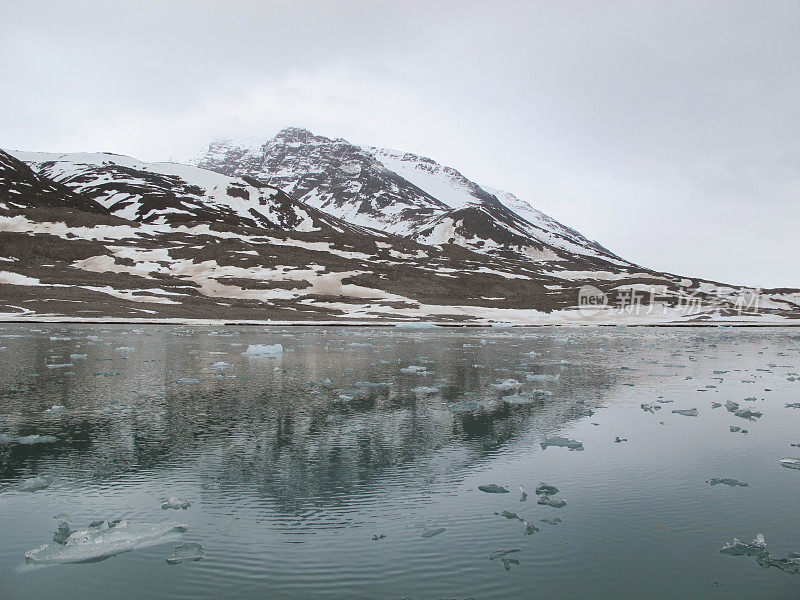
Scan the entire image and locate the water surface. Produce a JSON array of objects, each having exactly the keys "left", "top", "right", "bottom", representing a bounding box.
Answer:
[{"left": 1, "top": 325, "right": 798, "bottom": 599}]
